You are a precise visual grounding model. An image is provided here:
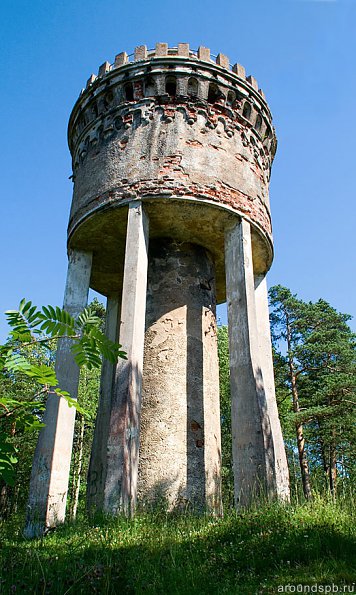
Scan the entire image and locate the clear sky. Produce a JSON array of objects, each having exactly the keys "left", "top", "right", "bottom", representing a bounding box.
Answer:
[{"left": 0, "top": 0, "right": 355, "bottom": 340}]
